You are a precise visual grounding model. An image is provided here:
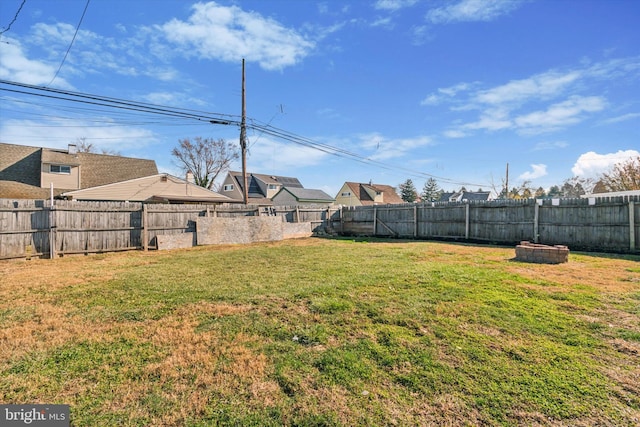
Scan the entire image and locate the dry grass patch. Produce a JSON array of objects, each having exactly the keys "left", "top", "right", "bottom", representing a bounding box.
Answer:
[{"left": 1, "top": 238, "right": 639, "bottom": 426}]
